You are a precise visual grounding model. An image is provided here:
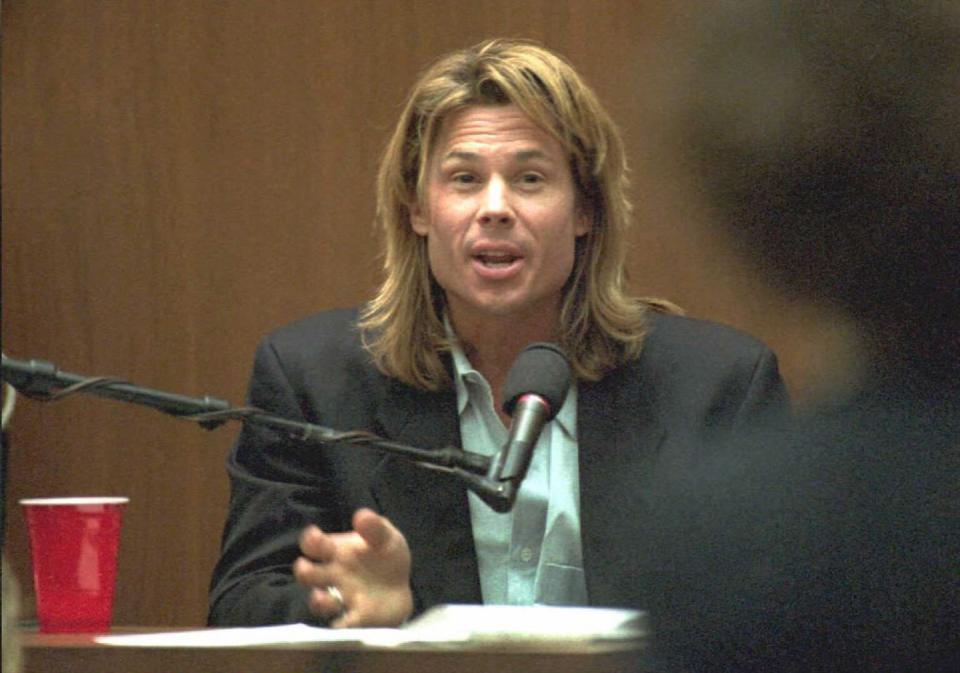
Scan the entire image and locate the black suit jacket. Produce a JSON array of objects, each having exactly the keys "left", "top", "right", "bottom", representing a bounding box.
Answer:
[{"left": 208, "top": 308, "right": 787, "bottom": 625}]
